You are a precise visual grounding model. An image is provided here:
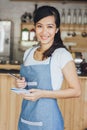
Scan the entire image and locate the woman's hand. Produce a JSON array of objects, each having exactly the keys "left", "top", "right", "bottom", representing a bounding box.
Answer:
[
  {"left": 15, "top": 77, "right": 27, "bottom": 89},
  {"left": 20, "top": 89, "right": 43, "bottom": 101}
]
